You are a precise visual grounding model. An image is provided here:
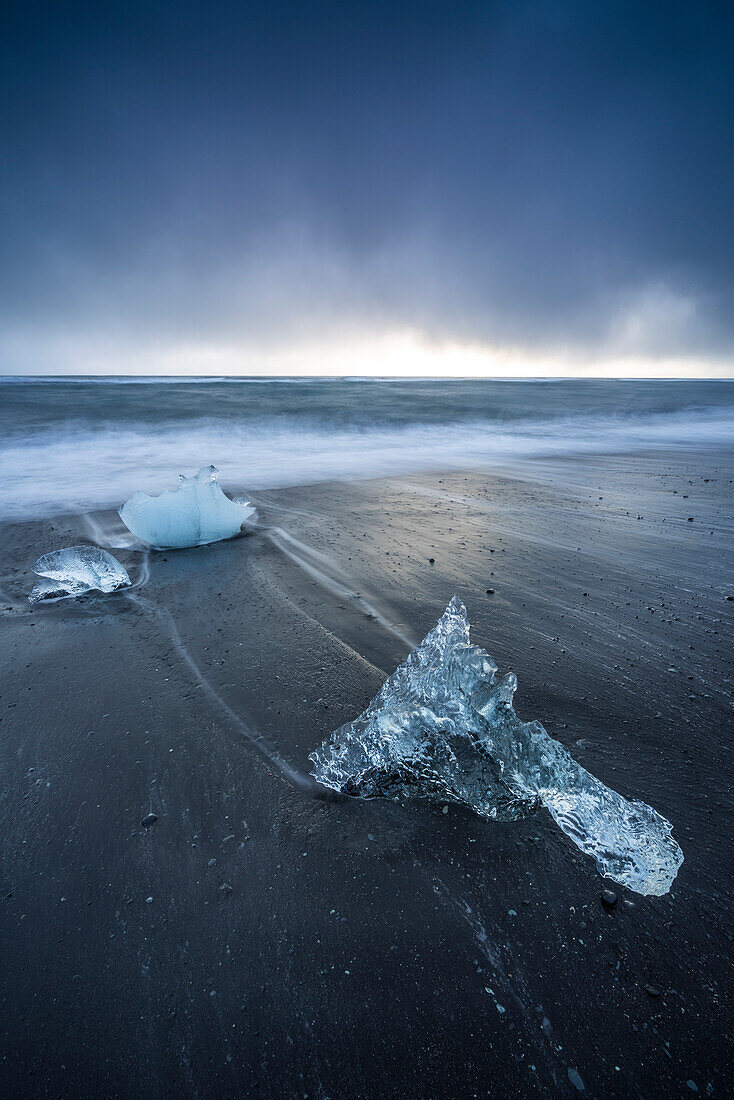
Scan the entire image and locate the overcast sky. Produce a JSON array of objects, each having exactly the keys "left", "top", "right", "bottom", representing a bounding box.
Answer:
[{"left": 1, "top": 0, "right": 732, "bottom": 376}]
